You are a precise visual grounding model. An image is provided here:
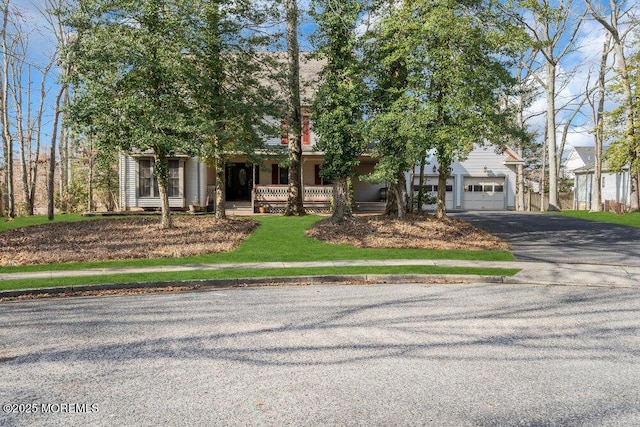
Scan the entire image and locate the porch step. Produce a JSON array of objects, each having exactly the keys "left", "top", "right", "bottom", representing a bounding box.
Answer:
[{"left": 354, "top": 202, "right": 386, "bottom": 213}]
